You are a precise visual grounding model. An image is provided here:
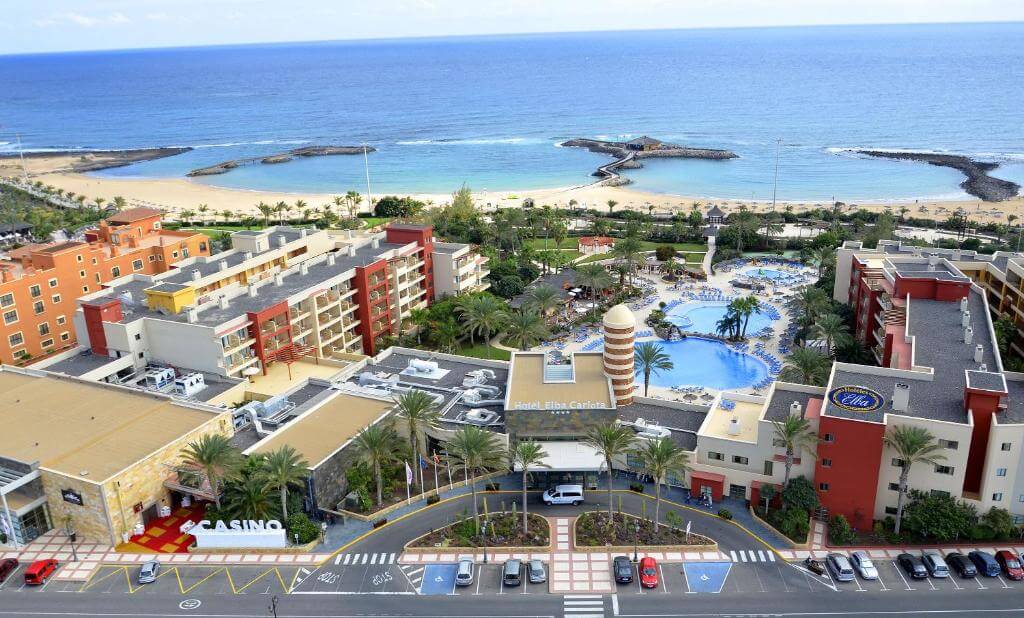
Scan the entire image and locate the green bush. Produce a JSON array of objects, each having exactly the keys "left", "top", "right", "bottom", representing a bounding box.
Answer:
[
  {"left": 286, "top": 513, "right": 320, "bottom": 545},
  {"left": 629, "top": 482, "right": 645, "bottom": 493},
  {"left": 717, "top": 508, "right": 733, "bottom": 521},
  {"left": 426, "top": 494, "right": 440, "bottom": 505},
  {"left": 781, "top": 477, "right": 819, "bottom": 513},
  {"left": 828, "top": 514, "right": 856, "bottom": 545},
  {"left": 901, "top": 490, "right": 976, "bottom": 542},
  {"left": 655, "top": 245, "right": 677, "bottom": 261}
]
